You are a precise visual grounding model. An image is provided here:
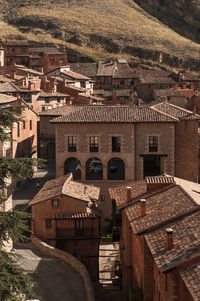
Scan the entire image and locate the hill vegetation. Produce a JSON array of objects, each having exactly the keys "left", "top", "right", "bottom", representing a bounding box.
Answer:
[{"left": 0, "top": 0, "right": 200, "bottom": 69}]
